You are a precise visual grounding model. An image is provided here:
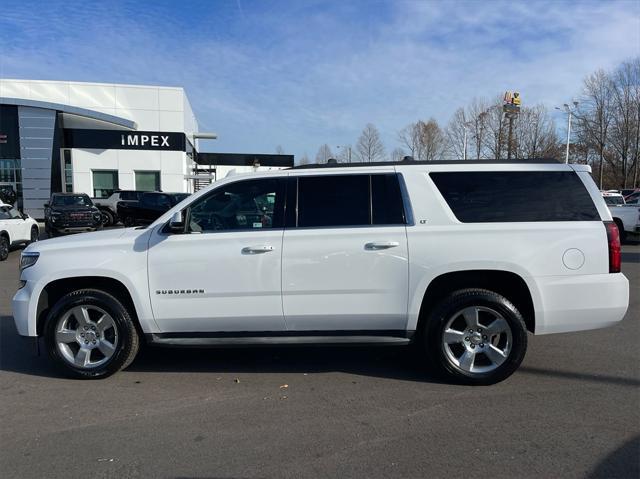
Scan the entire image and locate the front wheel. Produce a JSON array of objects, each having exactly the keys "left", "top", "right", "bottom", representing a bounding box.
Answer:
[
  {"left": 423, "top": 288, "right": 528, "bottom": 385},
  {"left": 44, "top": 289, "right": 140, "bottom": 379},
  {"left": 27, "top": 225, "right": 39, "bottom": 244}
]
